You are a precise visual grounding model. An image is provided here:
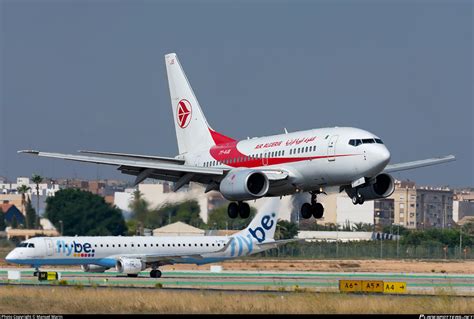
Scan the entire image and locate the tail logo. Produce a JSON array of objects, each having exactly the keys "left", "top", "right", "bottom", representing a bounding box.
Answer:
[{"left": 177, "top": 99, "right": 192, "bottom": 128}]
